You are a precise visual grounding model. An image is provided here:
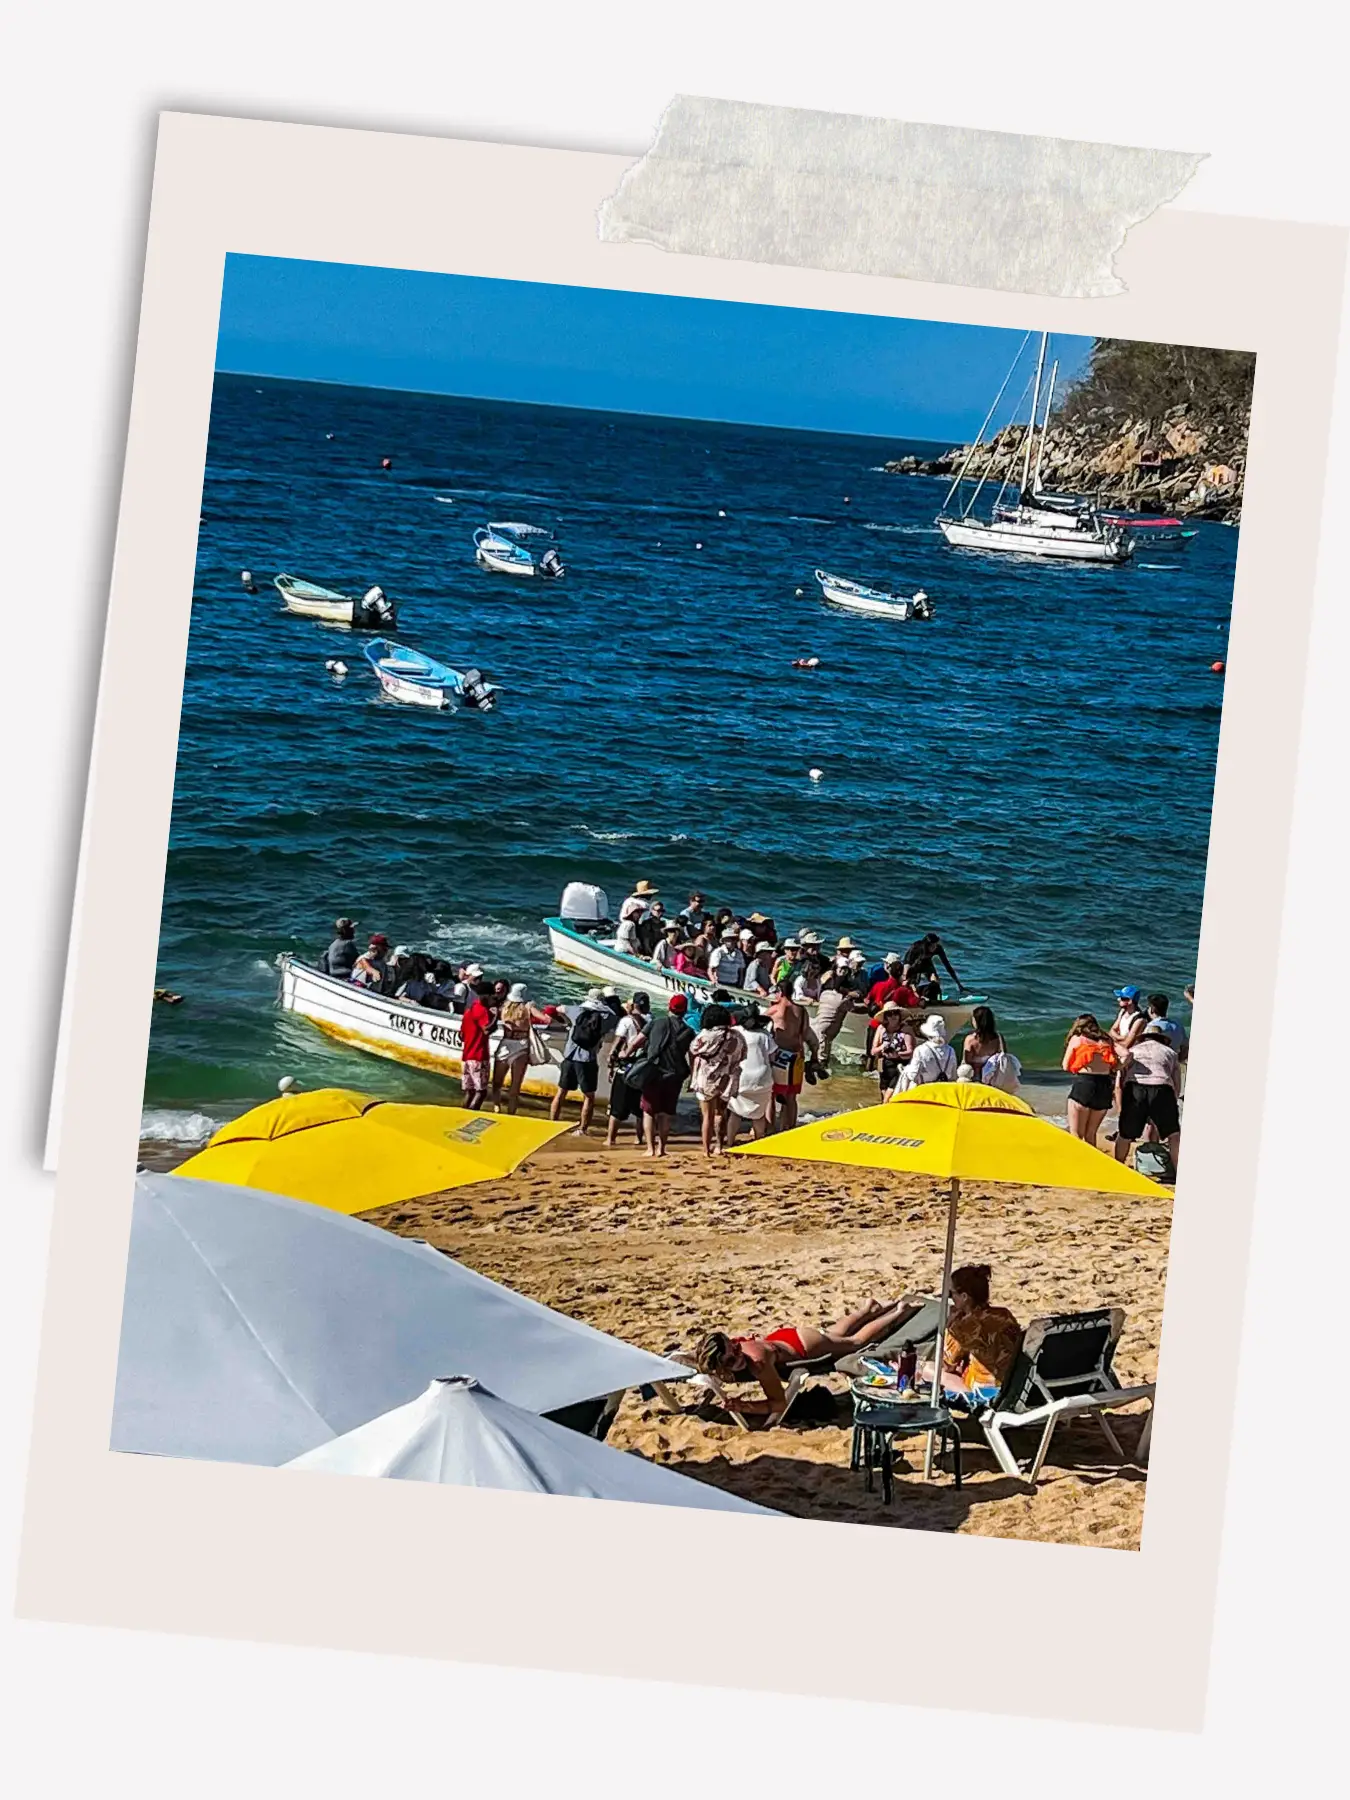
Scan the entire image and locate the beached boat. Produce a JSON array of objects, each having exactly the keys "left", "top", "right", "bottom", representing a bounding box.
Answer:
[
  {"left": 814, "top": 570, "right": 934, "bottom": 621},
  {"left": 361, "top": 638, "right": 502, "bottom": 712},
  {"left": 936, "top": 335, "right": 1134, "bottom": 565},
  {"left": 544, "top": 911, "right": 983, "bottom": 1054},
  {"left": 473, "top": 522, "right": 565, "bottom": 579},
  {"left": 274, "top": 573, "right": 397, "bottom": 629},
  {"left": 277, "top": 956, "right": 612, "bottom": 1103}
]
